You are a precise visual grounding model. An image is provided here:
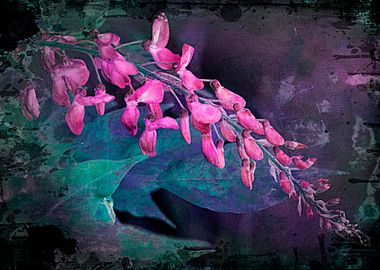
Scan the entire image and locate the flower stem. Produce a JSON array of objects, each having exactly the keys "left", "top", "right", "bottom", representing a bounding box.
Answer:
[
  {"left": 88, "top": 54, "right": 103, "bottom": 84},
  {"left": 115, "top": 40, "right": 144, "bottom": 49}
]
